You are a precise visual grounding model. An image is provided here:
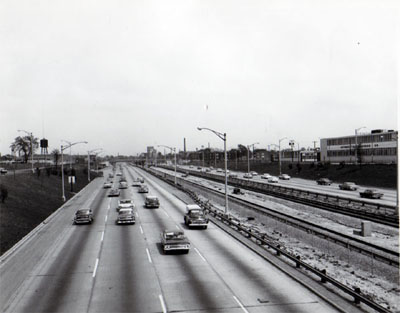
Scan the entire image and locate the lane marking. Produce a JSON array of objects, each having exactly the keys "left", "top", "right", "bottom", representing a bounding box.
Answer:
[
  {"left": 163, "top": 211, "right": 169, "bottom": 217},
  {"left": 101, "top": 231, "right": 104, "bottom": 242},
  {"left": 175, "top": 225, "right": 180, "bottom": 230},
  {"left": 146, "top": 248, "right": 152, "bottom": 263},
  {"left": 136, "top": 212, "right": 139, "bottom": 218},
  {"left": 105, "top": 215, "right": 108, "bottom": 222},
  {"left": 194, "top": 248, "right": 206, "bottom": 262},
  {"left": 233, "top": 296, "right": 249, "bottom": 313},
  {"left": 159, "top": 294, "right": 167, "bottom": 313},
  {"left": 93, "top": 258, "right": 99, "bottom": 278},
  {"left": 140, "top": 226, "right": 144, "bottom": 234},
  {"left": 107, "top": 204, "right": 110, "bottom": 211}
]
